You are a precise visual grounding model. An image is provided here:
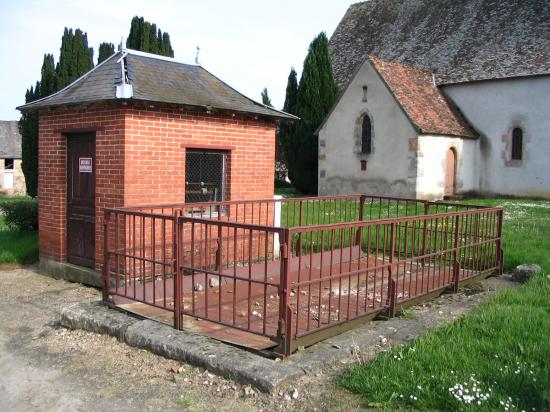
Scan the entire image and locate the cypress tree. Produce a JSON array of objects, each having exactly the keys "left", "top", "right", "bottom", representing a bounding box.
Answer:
[
  {"left": 126, "top": 16, "right": 142, "bottom": 50},
  {"left": 278, "top": 68, "right": 299, "bottom": 186},
  {"left": 56, "top": 27, "right": 94, "bottom": 89},
  {"left": 289, "top": 32, "right": 338, "bottom": 194},
  {"left": 126, "top": 16, "right": 174, "bottom": 57},
  {"left": 98, "top": 42, "right": 115, "bottom": 64},
  {"left": 40, "top": 54, "right": 57, "bottom": 97},
  {"left": 261, "top": 88, "right": 273, "bottom": 107},
  {"left": 19, "top": 83, "right": 40, "bottom": 197},
  {"left": 161, "top": 32, "right": 174, "bottom": 57}
]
